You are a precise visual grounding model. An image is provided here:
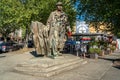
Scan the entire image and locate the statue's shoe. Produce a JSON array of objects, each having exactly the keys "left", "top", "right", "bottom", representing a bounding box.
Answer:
[
  {"left": 57, "top": 53, "right": 62, "bottom": 56},
  {"left": 47, "top": 55, "right": 55, "bottom": 59}
]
